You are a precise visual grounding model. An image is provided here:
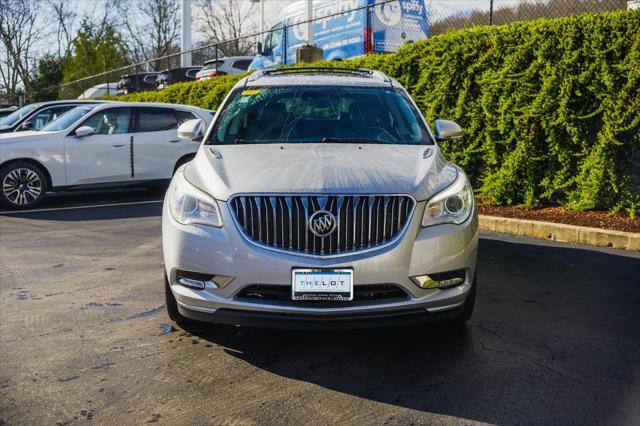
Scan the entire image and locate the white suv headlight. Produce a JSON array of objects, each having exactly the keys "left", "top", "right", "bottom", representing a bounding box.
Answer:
[
  {"left": 422, "top": 171, "right": 474, "bottom": 227},
  {"left": 168, "top": 171, "right": 222, "bottom": 227}
]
